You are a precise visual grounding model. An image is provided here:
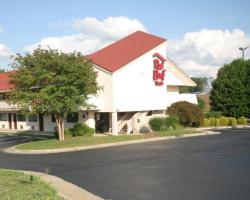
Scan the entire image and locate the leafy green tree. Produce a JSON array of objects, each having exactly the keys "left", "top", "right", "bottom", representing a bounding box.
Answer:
[
  {"left": 0, "top": 69, "right": 5, "bottom": 73},
  {"left": 167, "top": 101, "right": 204, "bottom": 127},
  {"left": 9, "top": 48, "right": 100, "bottom": 140},
  {"left": 197, "top": 98, "right": 205, "bottom": 110},
  {"left": 180, "top": 77, "right": 207, "bottom": 93},
  {"left": 210, "top": 59, "right": 250, "bottom": 117}
]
